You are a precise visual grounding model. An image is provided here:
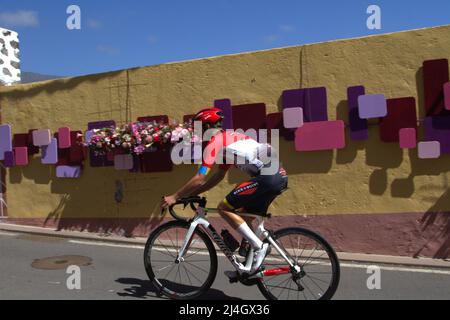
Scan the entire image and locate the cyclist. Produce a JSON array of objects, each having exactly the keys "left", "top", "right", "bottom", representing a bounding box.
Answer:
[{"left": 161, "top": 107, "right": 288, "bottom": 273}]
